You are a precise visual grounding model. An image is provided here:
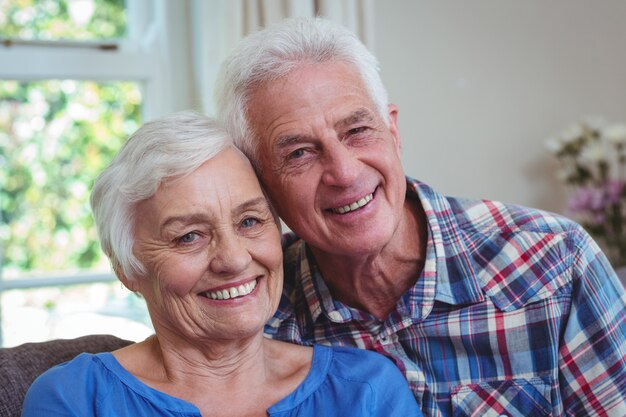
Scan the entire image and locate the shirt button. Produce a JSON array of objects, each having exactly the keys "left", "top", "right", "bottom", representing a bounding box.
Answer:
[{"left": 328, "top": 311, "right": 343, "bottom": 321}]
